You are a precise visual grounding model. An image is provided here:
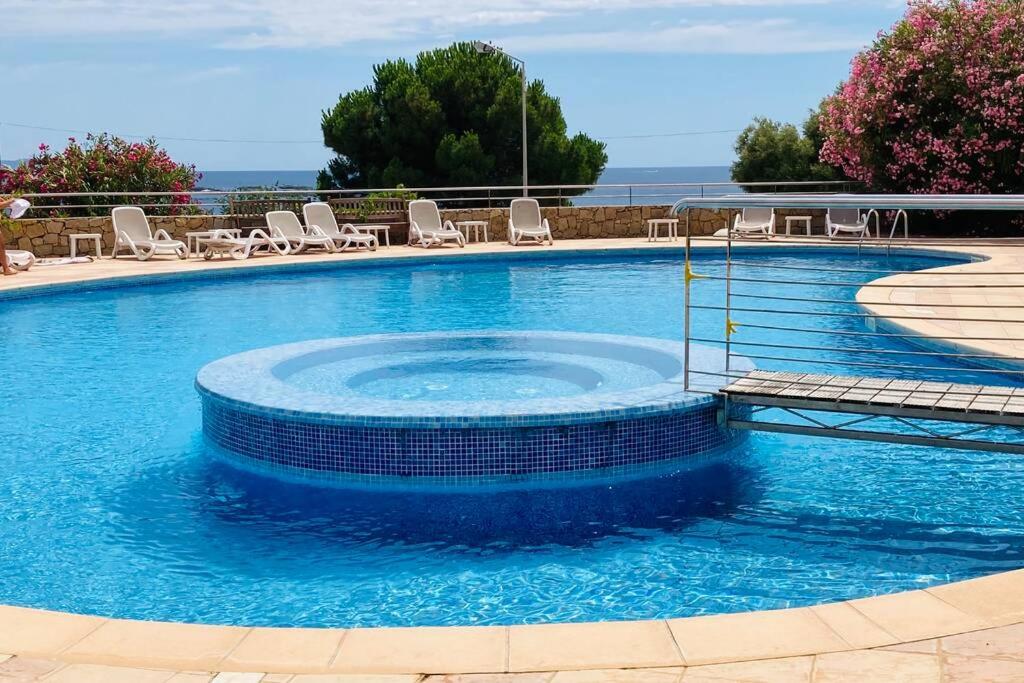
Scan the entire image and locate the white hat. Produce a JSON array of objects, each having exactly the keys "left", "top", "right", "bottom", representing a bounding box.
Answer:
[{"left": 6, "top": 198, "right": 30, "bottom": 219}]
